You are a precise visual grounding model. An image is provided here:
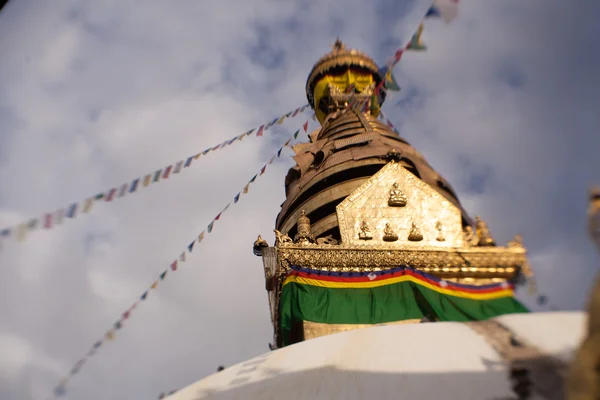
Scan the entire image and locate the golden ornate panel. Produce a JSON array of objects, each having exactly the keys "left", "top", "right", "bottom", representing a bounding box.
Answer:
[{"left": 336, "top": 162, "right": 464, "bottom": 248}]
